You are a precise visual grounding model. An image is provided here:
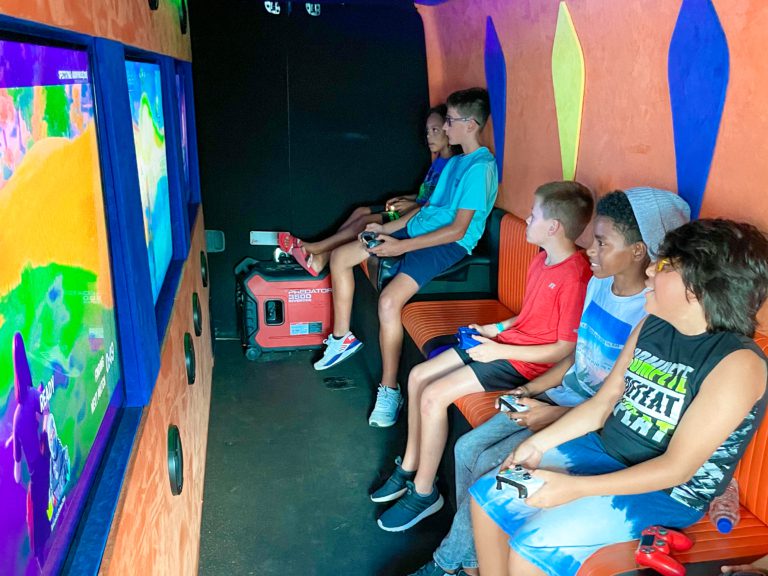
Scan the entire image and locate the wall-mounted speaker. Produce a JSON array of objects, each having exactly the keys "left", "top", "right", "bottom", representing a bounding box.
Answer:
[
  {"left": 167, "top": 425, "right": 184, "bottom": 495},
  {"left": 184, "top": 332, "right": 196, "bottom": 384},
  {"left": 200, "top": 251, "right": 209, "bottom": 288},
  {"left": 192, "top": 292, "right": 203, "bottom": 337},
  {"left": 148, "top": 0, "right": 159, "bottom": 9}
]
